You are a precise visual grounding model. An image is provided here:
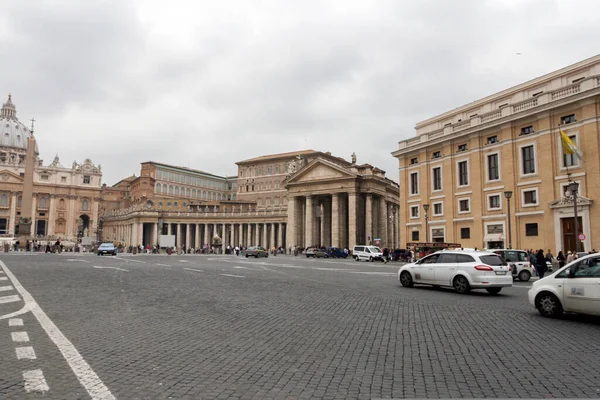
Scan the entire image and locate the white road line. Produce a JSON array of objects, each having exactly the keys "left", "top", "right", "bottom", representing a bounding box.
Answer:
[
  {"left": 311, "top": 267, "right": 351, "bottom": 271},
  {"left": 179, "top": 260, "right": 189, "bottom": 263},
  {"left": 156, "top": 263, "right": 171, "bottom": 267},
  {"left": 11, "top": 331, "right": 30, "bottom": 342},
  {"left": 184, "top": 268, "right": 203, "bottom": 273},
  {"left": 23, "top": 369, "right": 49, "bottom": 393},
  {"left": 16, "top": 346, "right": 36, "bottom": 359},
  {"left": 348, "top": 271, "right": 397, "bottom": 276},
  {"left": 114, "top": 257, "right": 146, "bottom": 264},
  {"left": 93, "top": 266, "right": 129, "bottom": 272},
  {"left": 0, "top": 285, "right": 15, "bottom": 291},
  {"left": 0, "top": 260, "right": 116, "bottom": 400},
  {"left": 234, "top": 266, "right": 249, "bottom": 269},
  {"left": 0, "top": 276, "right": 8, "bottom": 280},
  {"left": 67, "top": 259, "right": 91, "bottom": 263},
  {"left": 0, "top": 294, "right": 20, "bottom": 304},
  {"left": 9, "top": 318, "right": 24, "bottom": 326},
  {"left": 220, "top": 274, "right": 245, "bottom": 278}
]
